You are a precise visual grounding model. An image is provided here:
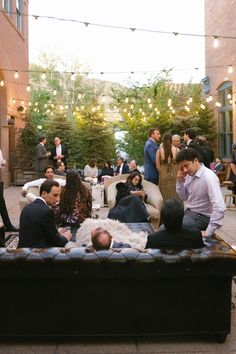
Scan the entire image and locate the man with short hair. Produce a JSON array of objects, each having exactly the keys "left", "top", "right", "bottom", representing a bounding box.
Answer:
[
  {"left": 50, "top": 137, "right": 69, "bottom": 169},
  {"left": 54, "top": 161, "right": 67, "bottom": 176},
  {"left": 144, "top": 128, "right": 161, "bottom": 185},
  {"left": 146, "top": 198, "right": 204, "bottom": 249},
  {"left": 183, "top": 128, "right": 204, "bottom": 162},
  {"left": 172, "top": 134, "right": 181, "bottom": 148},
  {"left": 19, "top": 180, "right": 72, "bottom": 248},
  {"left": 21, "top": 166, "right": 66, "bottom": 202},
  {"left": 114, "top": 157, "right": 129, "bottom": 175},
  {"left": 35, "top": 136, "right": 51, "bottom": 178},
  {"left": 176, "top": 148, "right": 225, "bottom": 237},
  {"left": 91, "top": 227, "right": 131, "bottom": 250},
  {"left": 128, "top": 160, "right": 141, "bottom": 174}
]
